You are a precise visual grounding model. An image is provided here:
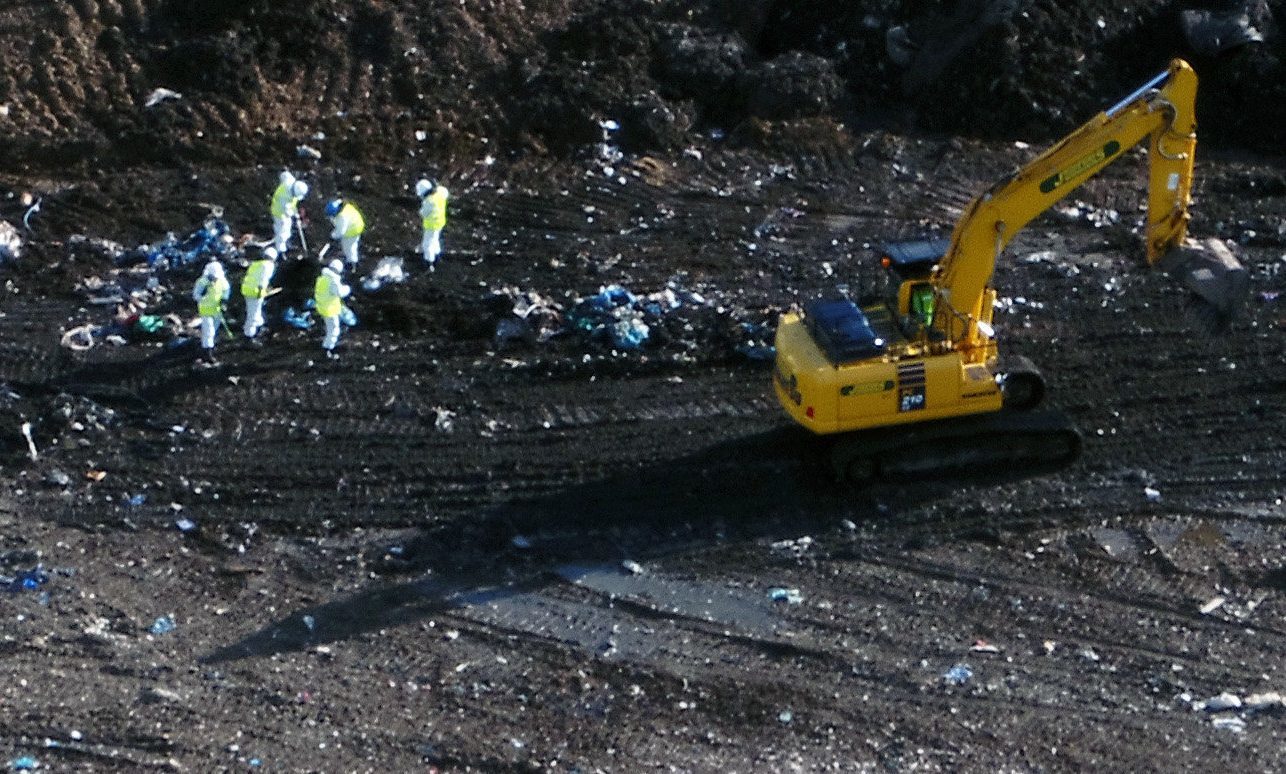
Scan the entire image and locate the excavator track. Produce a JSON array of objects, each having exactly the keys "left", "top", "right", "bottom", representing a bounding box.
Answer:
[{"left": 829, "top": 408, "right": 1082, "bottom": 482}]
